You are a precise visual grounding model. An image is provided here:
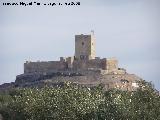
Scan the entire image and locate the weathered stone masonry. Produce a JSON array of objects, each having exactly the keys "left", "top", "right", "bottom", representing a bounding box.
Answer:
[
  {"left": 16, "top": 32, "right": 141, "bottom": 91},
  {"left": 24, "top": 33, "right": 124, "bottom": 74}
]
